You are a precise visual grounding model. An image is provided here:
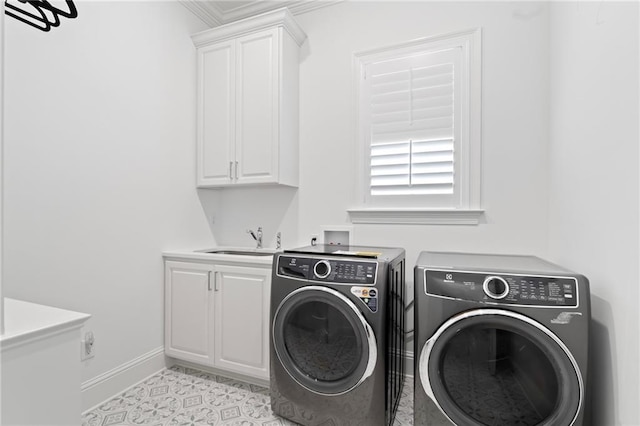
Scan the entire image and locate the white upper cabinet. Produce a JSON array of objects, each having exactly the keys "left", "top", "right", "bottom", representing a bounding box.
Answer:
[{"left": 192, "top": 8, "right": 307, "bottom": 188}]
